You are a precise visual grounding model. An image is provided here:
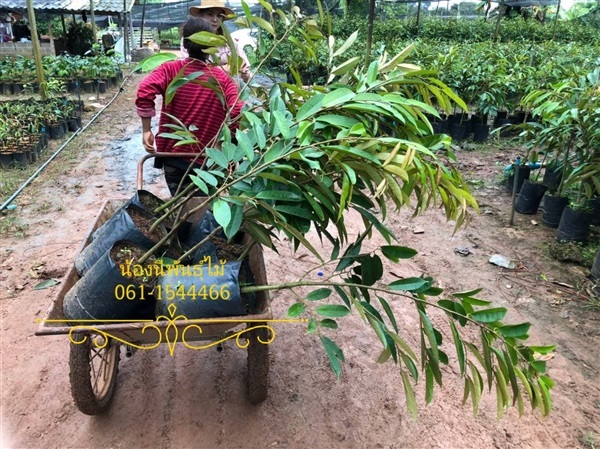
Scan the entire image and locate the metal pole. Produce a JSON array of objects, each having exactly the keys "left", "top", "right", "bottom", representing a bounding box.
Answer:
[
  {"left": 493, "top": 0, "right": 504, "bottom": 42},
  {"left": 139, "top": 0, "right": 148, "bottom": 48},
  {"left": 509, "top": 157, "right": 520, "bottom": 226},
  {"left": 25, "top": 0, "right": 47, "bottom": 100},
  {"left": 90, "top": 0, "right": 97, "bottom": 43},
  {"left": 552, "top": 0, "right": 561, "bottom": 41},
  {"left": 416, "top": 0, "right": 422, "bottom": 36}
]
